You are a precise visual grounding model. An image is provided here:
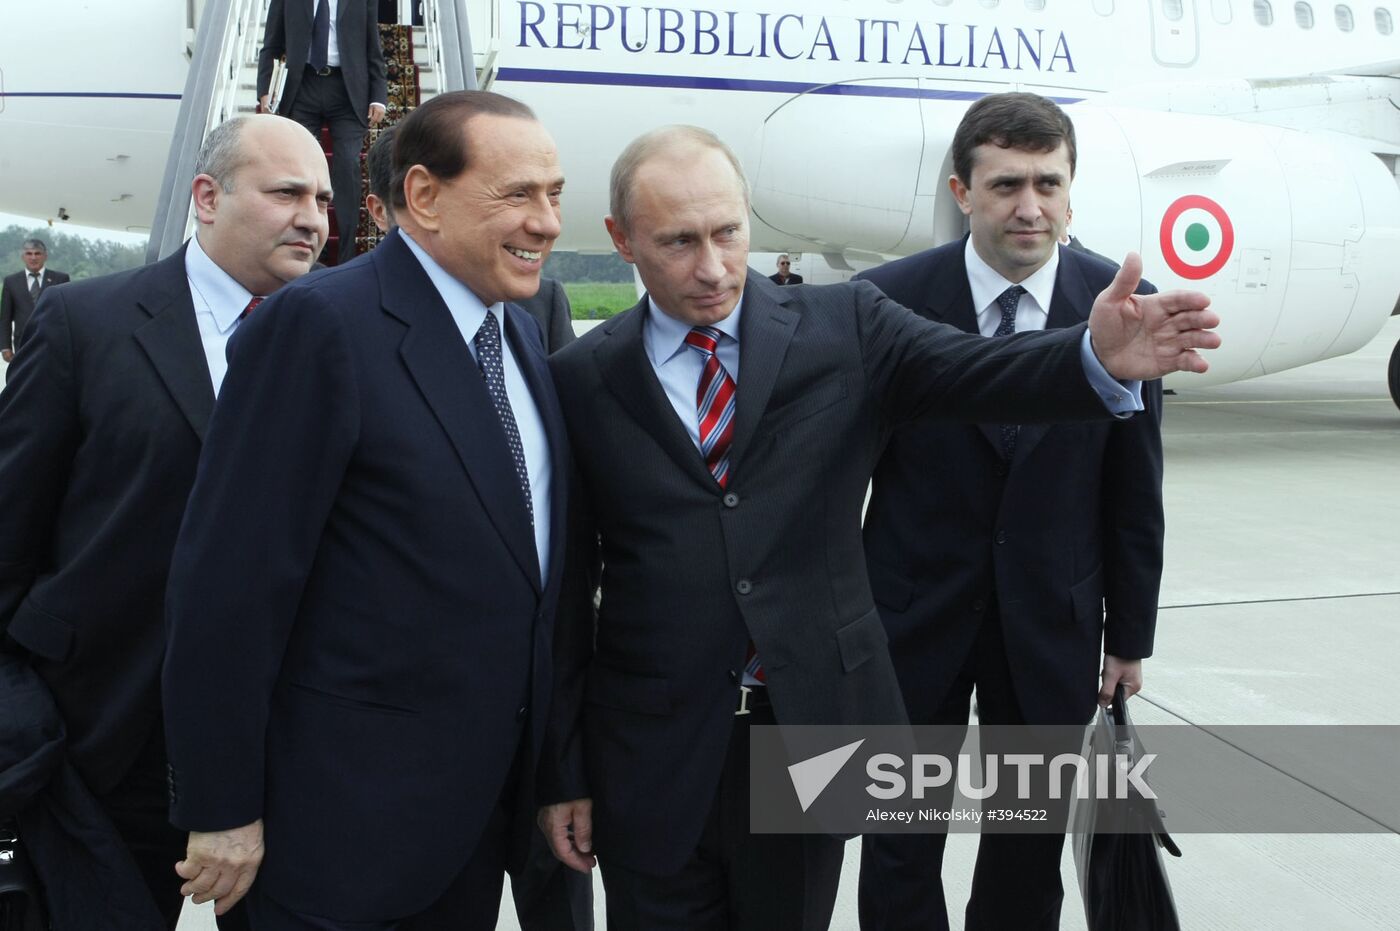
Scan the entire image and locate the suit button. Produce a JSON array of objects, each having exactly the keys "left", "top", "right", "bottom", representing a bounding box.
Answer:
[
  {"left": 516, "top": 705, "right": 528, "bottom": 722},
  {"left": 995, "top": 531, "right": 1007, "bottom": 545},
  {"left": 736, "top": 579, "right": 753, "bottom": 595},
  {"left": 994, "top": 463, "right": 1008, "bottom": 478},
  {"left": 972, "top": 599, "right": 986, "bottom": 613},
  {"left": 728, "top": 669, "right": 739, "bottom": 683},
  {"left": 723, "top": 492, "right": 740, "bottom": 508}
]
